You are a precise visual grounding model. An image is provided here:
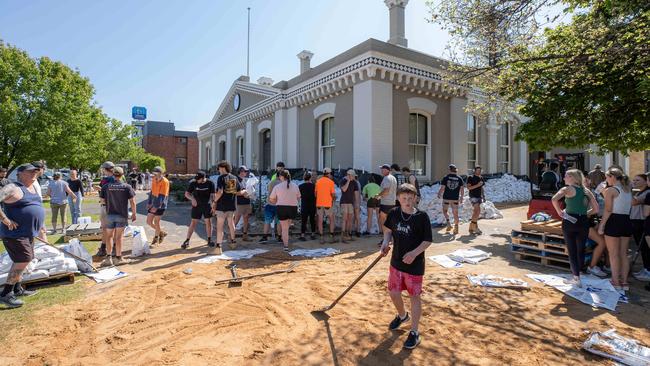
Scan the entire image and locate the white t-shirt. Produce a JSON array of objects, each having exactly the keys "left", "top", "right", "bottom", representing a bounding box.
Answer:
[
  {"left": 380, "top": 174, "right": 397, "bottom": 205},
  {"left": 270, "top": 181, "right": 301, "bottom": 207},
  {"left": 33, "top": 180, "right": 43, "bottom": 201}
]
